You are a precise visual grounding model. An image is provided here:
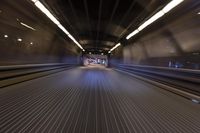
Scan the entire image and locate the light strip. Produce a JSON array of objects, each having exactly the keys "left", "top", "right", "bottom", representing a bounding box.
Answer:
[
  {"left": 108, "top": 43, "right": 121, "bottom": 53},
  {"left": 34, "top": 1, "right": 60, "bottom": 25},
  {"left": 17, "top": 38, "right": 22, "bottom": 42},
  {"left": 126, "top": 0, "right": 184, "bottom": 40},
  {"left": 138, "top": 11, "right": 165, "bottom": 31},
  {"left": 20, "top": 22, "right": 36, "bottom": 31},
  {"left": 162, "top": 0, "right": 184, "bottom": 13},
  {"left": 30, "top": 0, "right": 85, "bottom": 51},
  {"left": 68, "top": 34, "right": 84, "bottom": 50},
  {"left": 57, "top": 24, "right": 70, "bottom": 35},
  {"left": 126, "top": 29, "right": 139, "bottom": 40}
]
